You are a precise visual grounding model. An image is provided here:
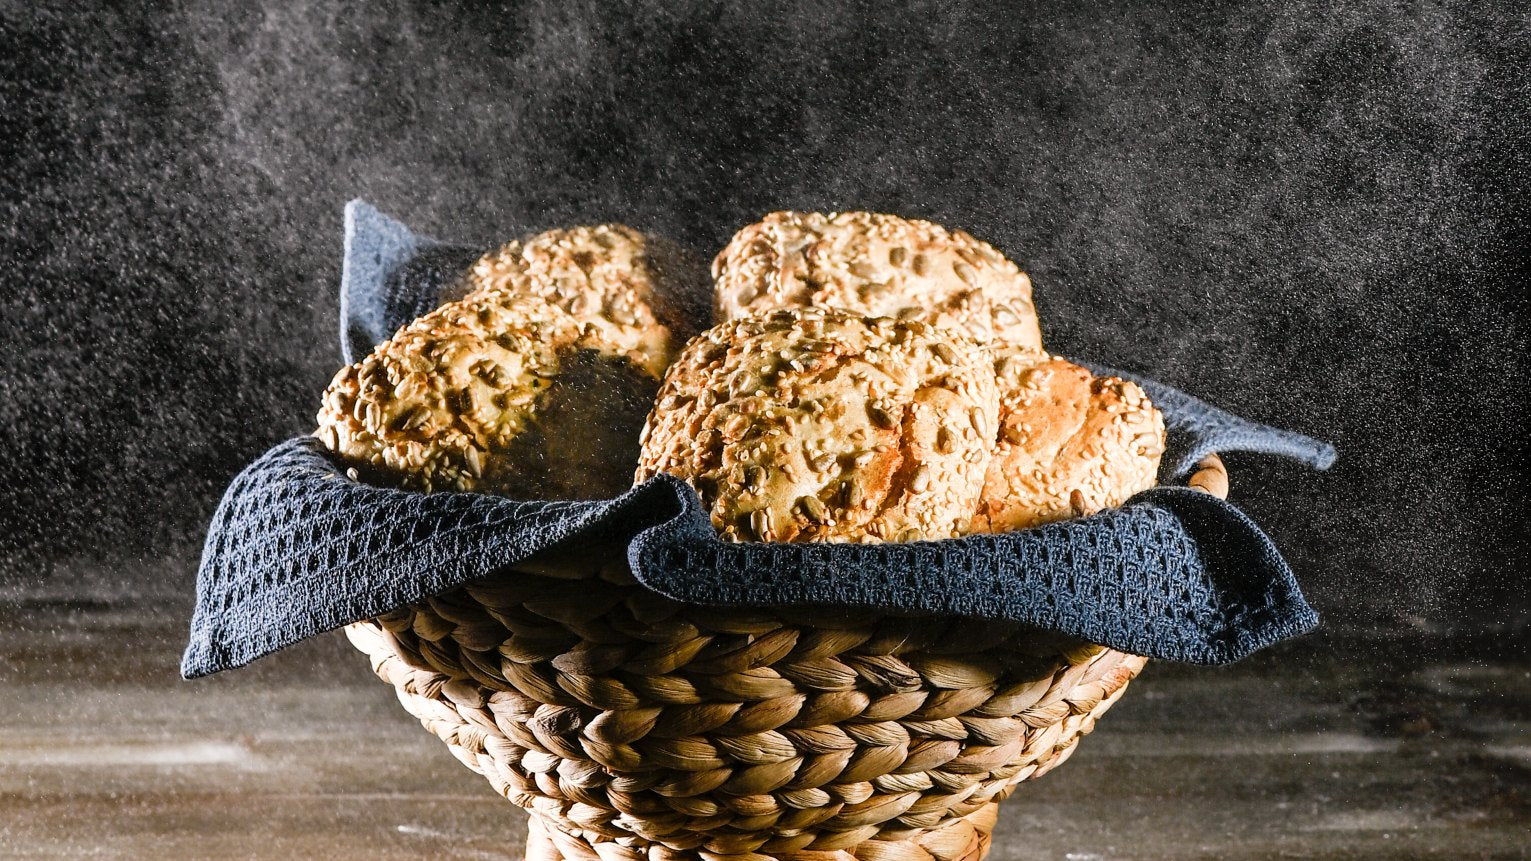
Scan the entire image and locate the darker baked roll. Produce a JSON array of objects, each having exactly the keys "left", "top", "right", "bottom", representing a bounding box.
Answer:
[{"left": 636, "top": 308, "right": 1000, "bottom": 543}]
